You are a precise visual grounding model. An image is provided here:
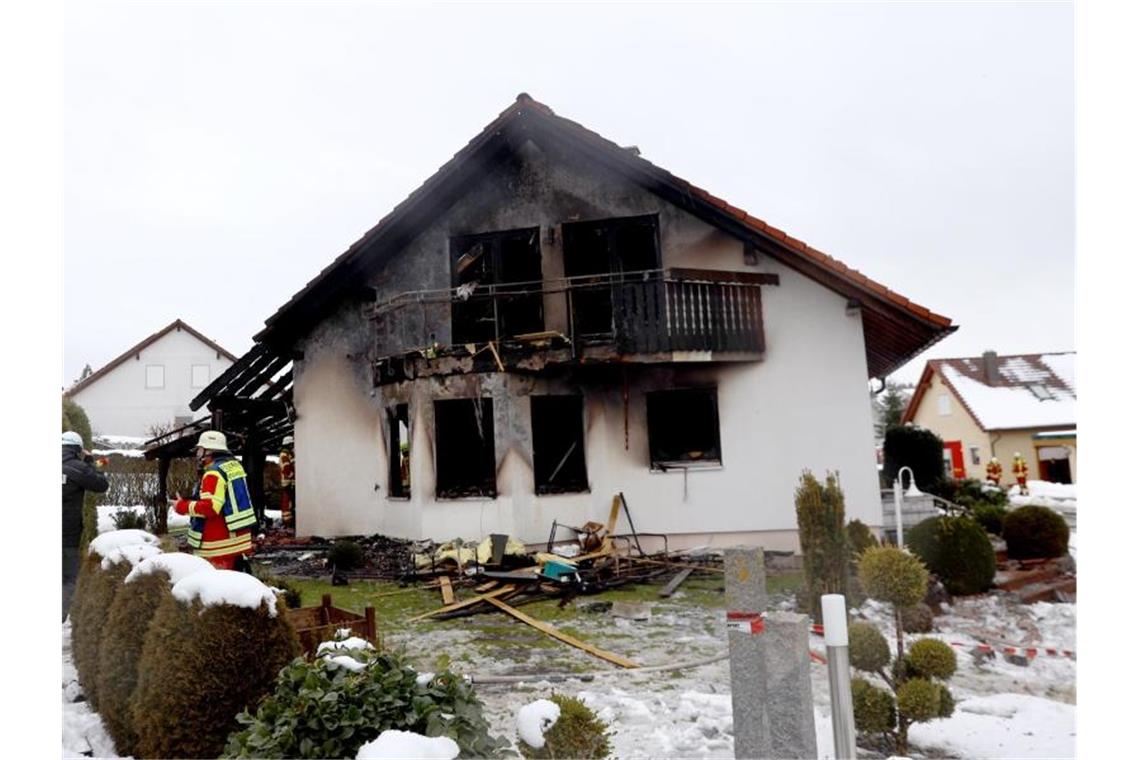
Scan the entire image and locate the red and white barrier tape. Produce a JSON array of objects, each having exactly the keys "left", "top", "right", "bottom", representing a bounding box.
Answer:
[
  {"left": 729, "top": 612, "right": 827, "bottom": 664},
  {"left": 808, "top": 623, "right": 1074, "bottom": 660}
]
